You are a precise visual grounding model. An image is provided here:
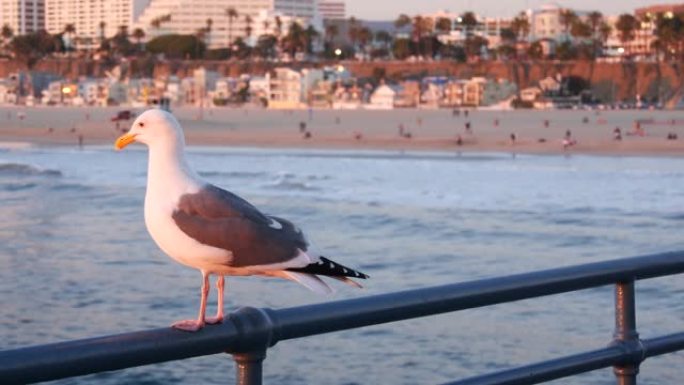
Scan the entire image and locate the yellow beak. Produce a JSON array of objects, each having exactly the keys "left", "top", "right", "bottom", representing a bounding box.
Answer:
[{"left": 114, "top": 132, "right": 137, "bottom": 150}]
